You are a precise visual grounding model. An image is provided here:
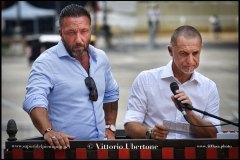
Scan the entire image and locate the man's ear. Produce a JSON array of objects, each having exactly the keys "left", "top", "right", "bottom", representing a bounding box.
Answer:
[
  {"left": 59, "top": 29, "right": 62, "bottom": 37},
  {"left": 168, "top": 45, "right": 173, "bottom": 57}
]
